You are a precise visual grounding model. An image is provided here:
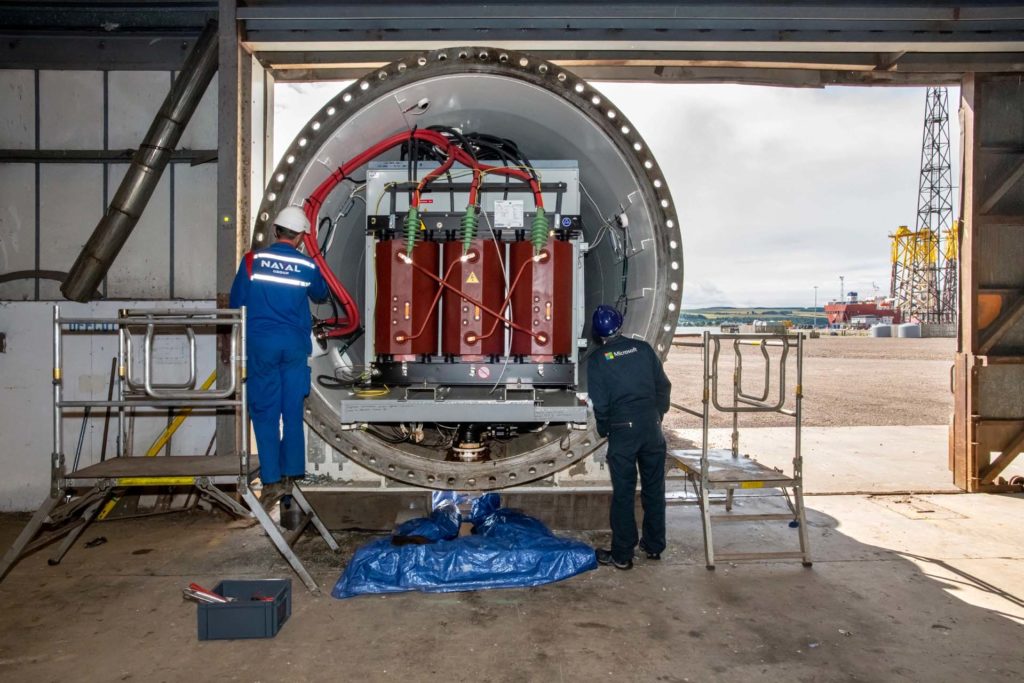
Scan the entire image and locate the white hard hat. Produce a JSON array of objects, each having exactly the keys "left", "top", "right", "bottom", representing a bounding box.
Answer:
[{"left": 273, "top": 206, "right": 311, "bottom": 234}]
